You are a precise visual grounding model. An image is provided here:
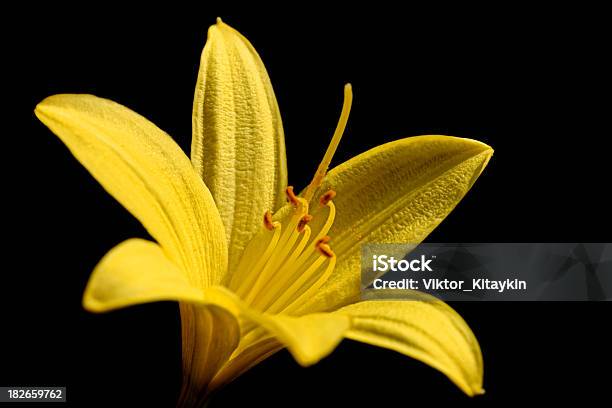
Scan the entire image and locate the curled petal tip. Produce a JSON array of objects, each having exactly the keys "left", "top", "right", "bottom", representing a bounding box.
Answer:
[{"left": 469, "top": 385, "right": 485, "bottom": 397}]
